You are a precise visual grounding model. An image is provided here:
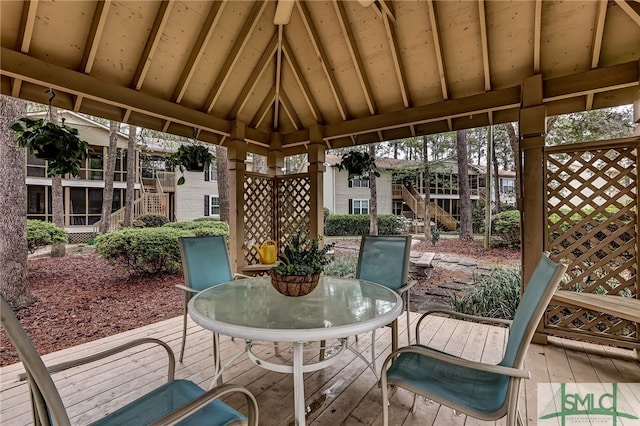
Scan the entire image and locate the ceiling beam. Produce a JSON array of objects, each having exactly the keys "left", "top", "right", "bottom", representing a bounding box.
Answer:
[
  {"left": 382, "top": 2, "right": 411, "bottom": 108},
  {"left": 11, "top": 0, "right": 38, "bottom": 97},
  {"left": 274, "top": 25, "right": 285, "bottom": 129},
  {"left": 614, "top": 0, "right": 640, "bottom": 26},
  {"left": 426, "top": 0, "right": 448, "bottom": 100},
  {"left": 131, "top": 1, "right": 174, "bottom": 91},
  {"left": 377, "top": 0, "right": 396, "bottom": 23},
  {"left": 203, "top": 1, "right": 268, "bottom": 114},
  {"left": 478, "top": 0, "right": 492, "bottom": 92},
  {"left": 333, "top": 0, "right": 376, "bottom": 115},
  {"left": 586, "top": 0, "right": 608, "bottom": 110},
  {"left": 280, "top": 89, "right": 303, "bottom": 130},
  {"left": 544, "top": 61, "right": 639, "bottom": 102},
  {"left": 283, "top": 38, "right": 324, "bottom": 123},
  {"left": 228, "top": 32, "right": 278, "bottom": 120},
  {"left": 297, "top": 0, "right": 349, "bottom": 119},
  {"left": 250, "top": 86, "right": 276, "bottom": 128},
  {"left": 533, "top": 0, "right": 542, "bottom": 73},
  {"left": 74, "top": 0, "right": 112, "bottom": 111},
  {"left": 0, "top": 47, "right": 237, "bottom": 138},
  {"left": 172, "top": 1, "right": 225, "bottom": 104}
]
